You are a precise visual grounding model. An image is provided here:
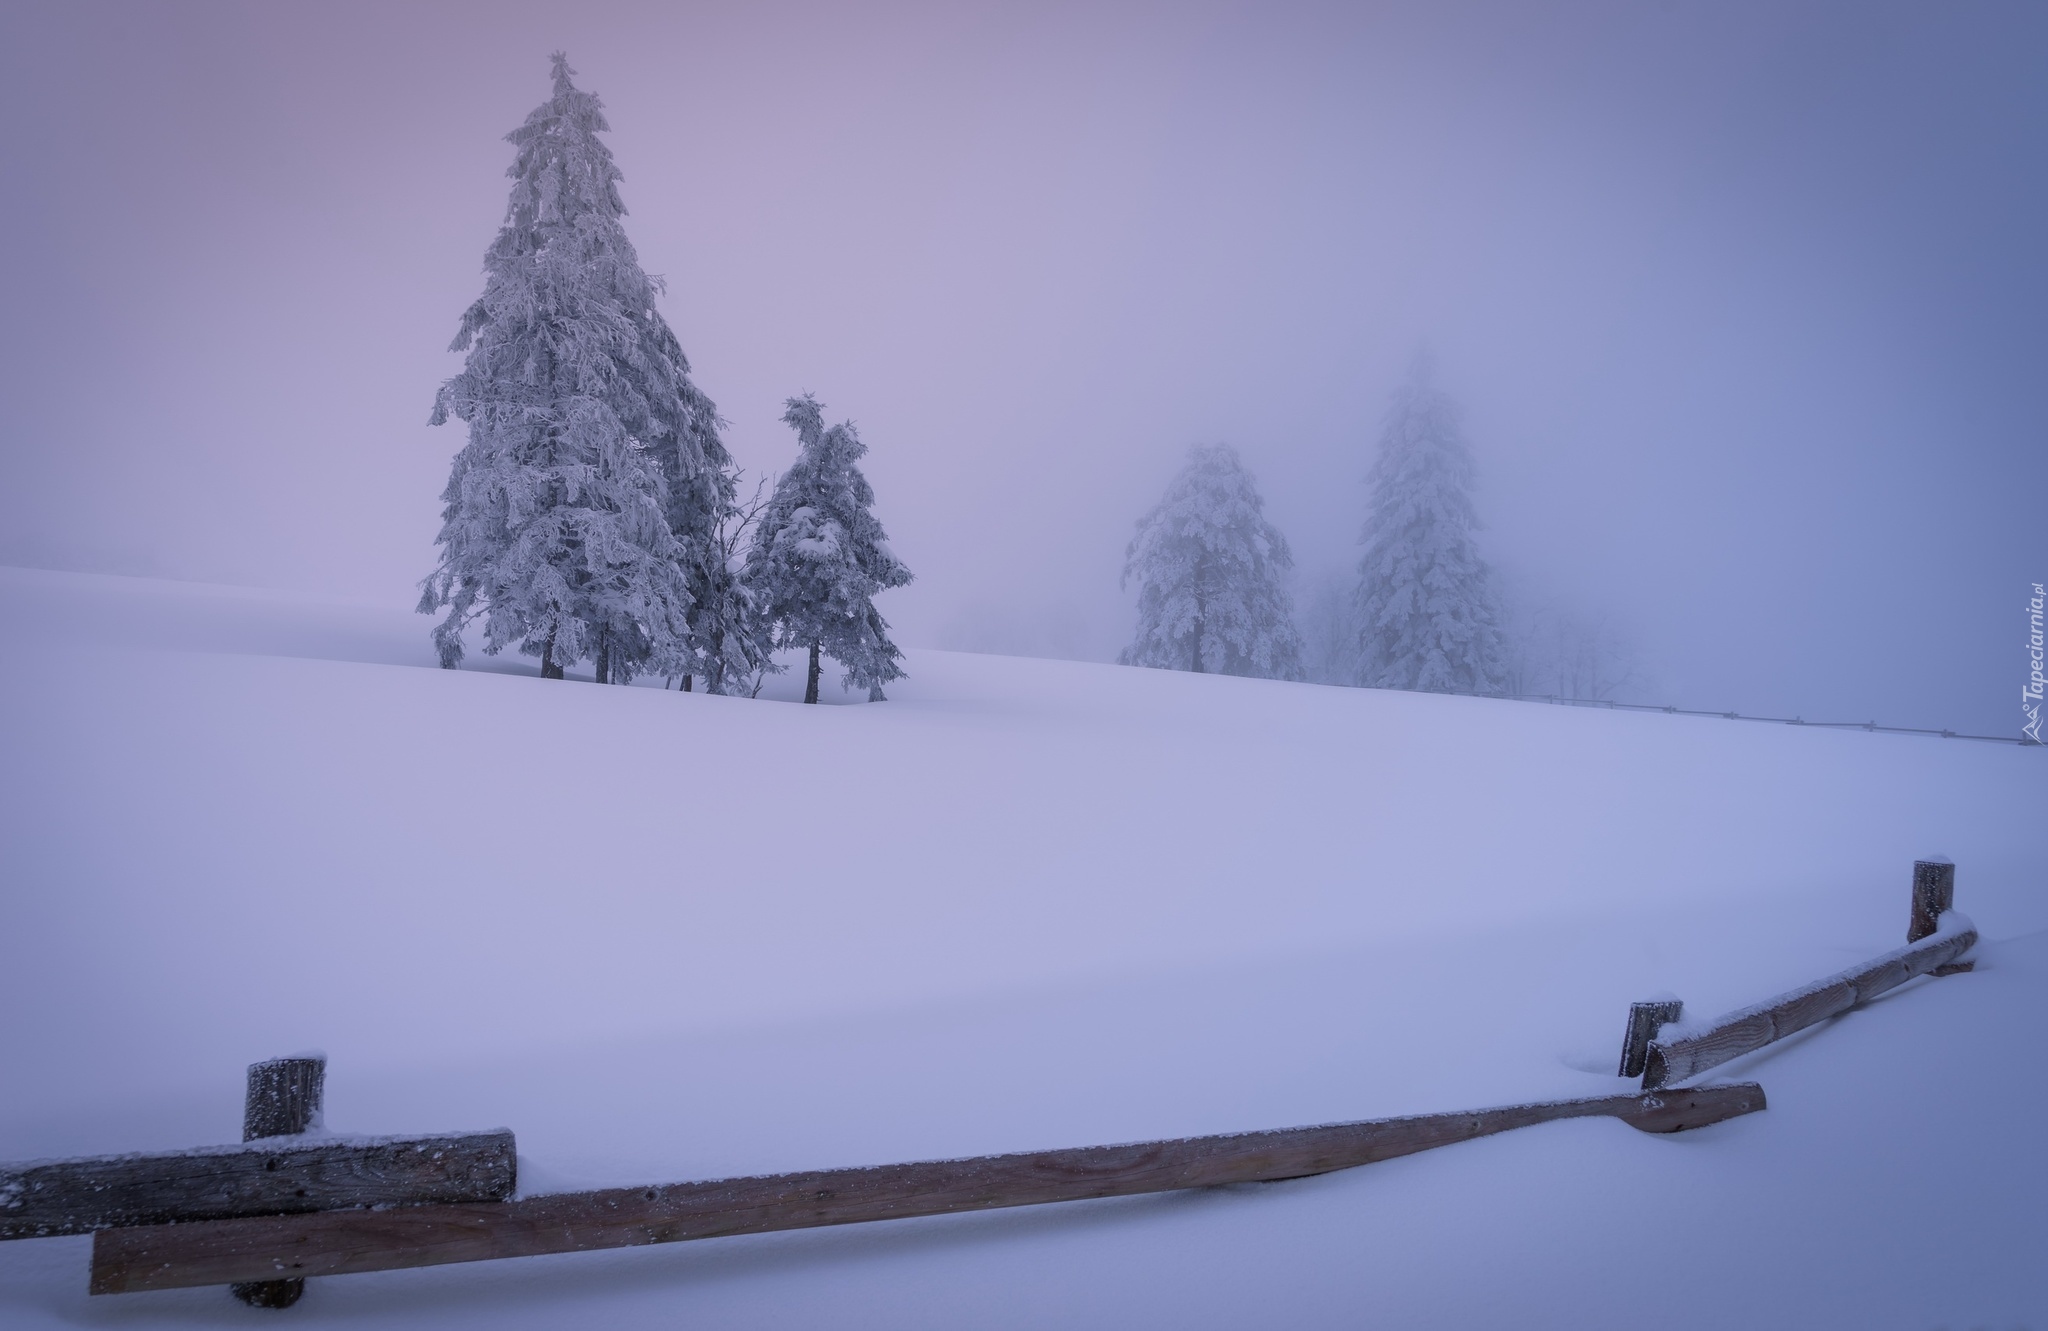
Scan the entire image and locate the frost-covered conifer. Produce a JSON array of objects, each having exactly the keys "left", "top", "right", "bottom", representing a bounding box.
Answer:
[
  {"left": 745, "top": 396, "right": 913, "bottom": 702},
  {"left": 1119, "top": 444, "right": 1305, "bottom": 680},
  {"left": 418, "top": 54, "right": 732, "bottom": 683},
  {"left": 1352, "top": 361, "right": 1507, "bottom": 694}
]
